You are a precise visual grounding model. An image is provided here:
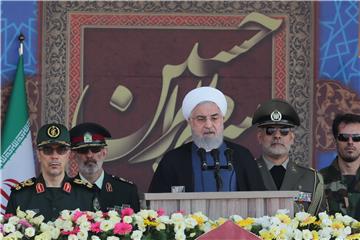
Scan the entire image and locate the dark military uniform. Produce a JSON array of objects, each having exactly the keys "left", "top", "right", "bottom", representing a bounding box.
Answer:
[
  {"left": 6, "top": 175, "right": 96, "bottom": 221},
  {"left": 70, "top": 122, "right": 141, "bottom": 213},
  {"left": 320, "top": 158, "right": 360, "bottom": 220},
  {"left": 79, "top": 172, "right": 140, "bottom": 212},
  {"left": 257, "top": 157, "right": 327, "bottom": 215}
]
